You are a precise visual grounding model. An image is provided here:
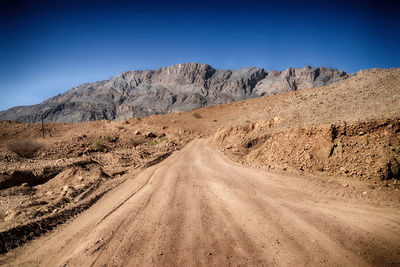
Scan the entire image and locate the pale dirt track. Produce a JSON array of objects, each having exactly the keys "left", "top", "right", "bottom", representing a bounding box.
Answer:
[{"left": 1, "top": 139, "right": 400, "bottom": 266}]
